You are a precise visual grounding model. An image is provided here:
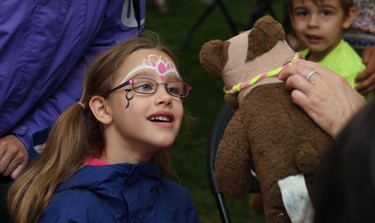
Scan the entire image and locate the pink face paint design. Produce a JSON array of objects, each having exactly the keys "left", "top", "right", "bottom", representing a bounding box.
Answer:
[{"left": 121, "top": 54, "right": 179, "bottom": 82}]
